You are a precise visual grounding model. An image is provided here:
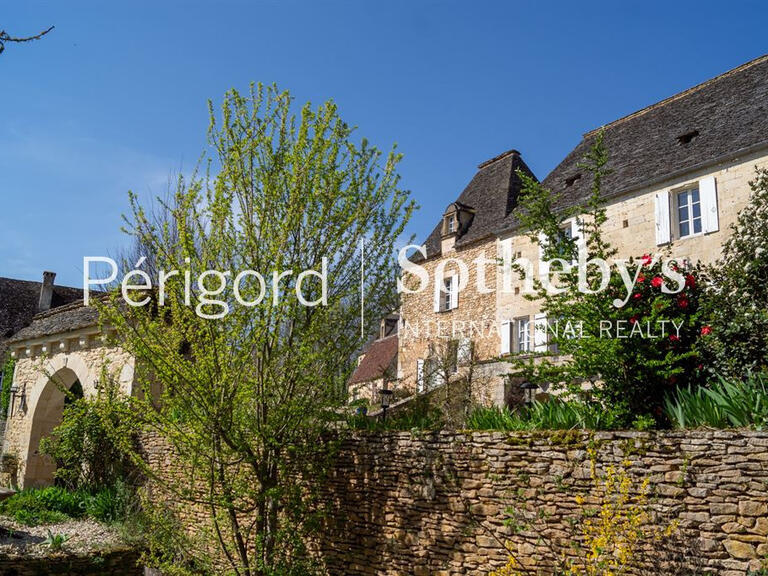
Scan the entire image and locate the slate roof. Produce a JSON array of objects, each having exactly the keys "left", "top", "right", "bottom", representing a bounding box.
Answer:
[
  {"left": 416, "top": 54, "right": 768, "bottom": 259},
  {"left": 8, "top": 301, "right": 99, "bottom": 344},
  {"left": 0, "top": 277, "right": 86, "bottom": 359},
  {"left": 540, "top": 54, "right": 768, "bottom": 212},
  {"left": 419, "top": 150, "right": 536, "bottom": 260},
  {"left": 348, "top": 334, "right": 398, "bottom": 385}
]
